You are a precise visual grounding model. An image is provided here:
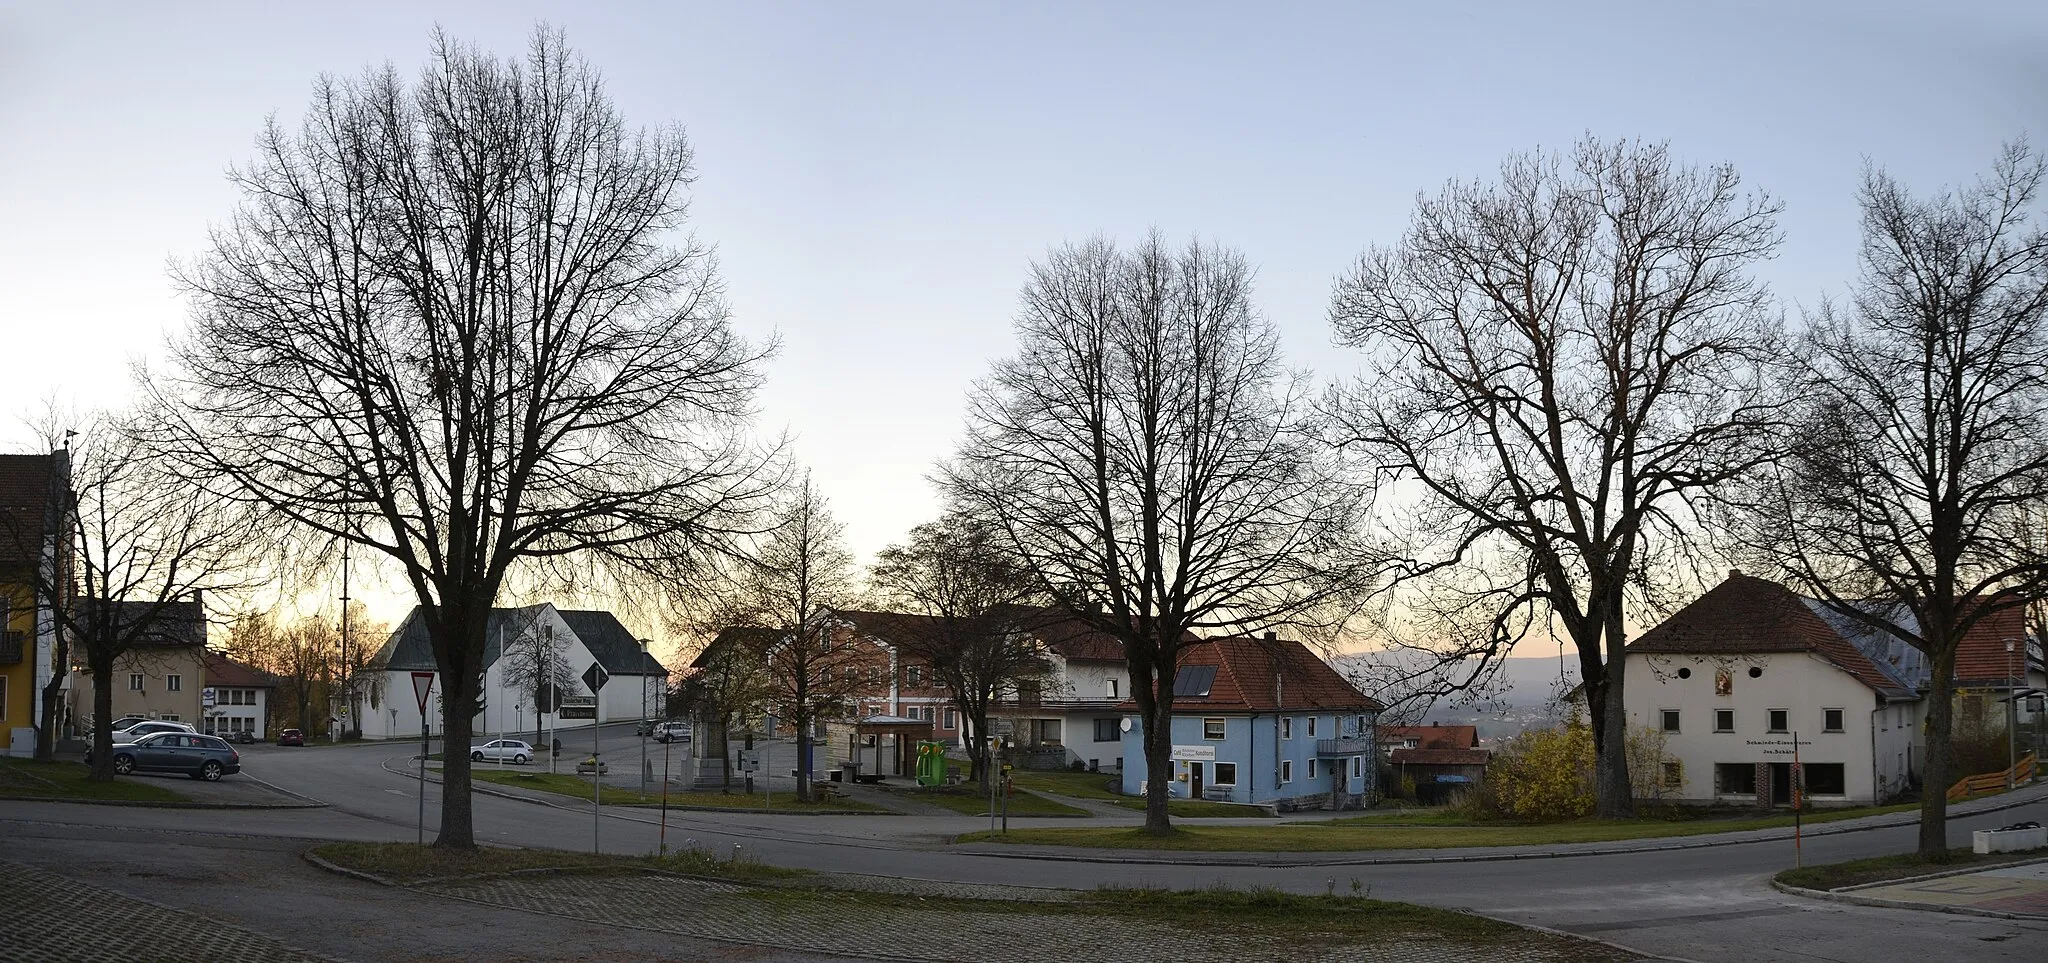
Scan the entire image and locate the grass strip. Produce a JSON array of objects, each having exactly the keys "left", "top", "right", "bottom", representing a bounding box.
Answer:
[
  {"left": 0, "top": 757, "right": 190, "bottom": 803},
  {"left": 1776, "top": 845, "right": 2048, "bottom": 891},
  {"left": 1006, "top": 769, "right": 1273, "bottom": 818},
  {"left": 887, "top": 784, "right": 1089, "bottom": 817},
  {"left": 310, "top": 840, "right": 809, "bottom": 886},
  {"left": 461, "top": 767, "right": 884, "bottom": 811}
]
